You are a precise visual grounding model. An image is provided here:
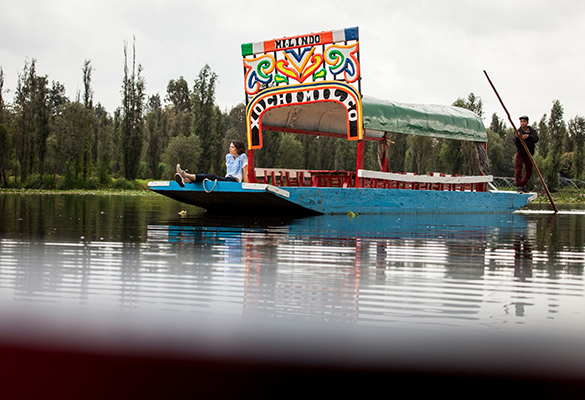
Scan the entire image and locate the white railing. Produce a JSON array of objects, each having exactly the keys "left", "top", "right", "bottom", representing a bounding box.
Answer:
[{"left": 357, "top": 169, "right": 493, "bottom": 184}]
